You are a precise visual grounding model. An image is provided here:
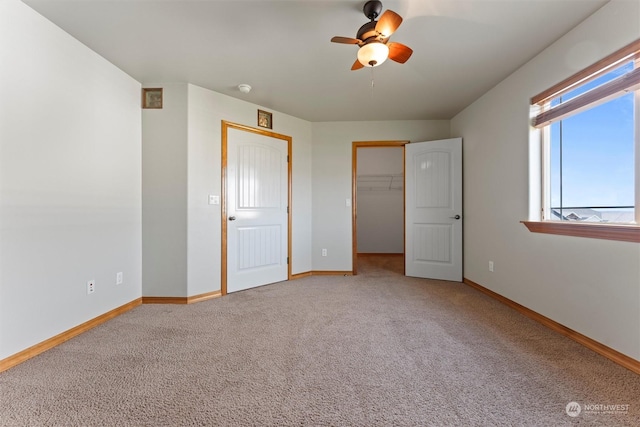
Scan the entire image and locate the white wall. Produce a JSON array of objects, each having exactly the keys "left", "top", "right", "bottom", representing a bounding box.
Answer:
[
  {"left": 311, "top": 120, "right": 450, "bottom": 271},
  {"left": 142, "top": 84, "right": 188, "bottom": 297},
  {"left": 451, "top": 0, "right": 640, "bottom": 360},
  {"left": 0, "top": 0, "right": 142, "bottom": 359},
  {"left": 356, "top": 147, "right": 404, "bottom": 253}
]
